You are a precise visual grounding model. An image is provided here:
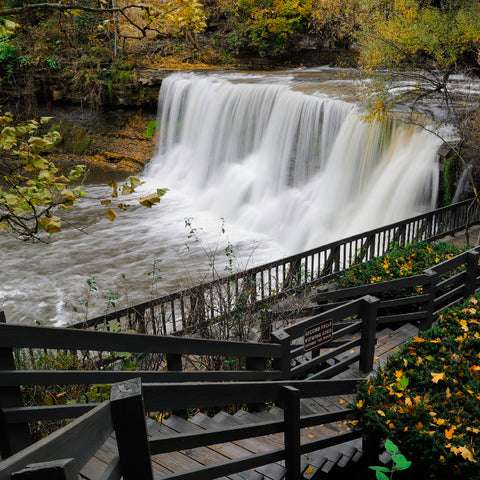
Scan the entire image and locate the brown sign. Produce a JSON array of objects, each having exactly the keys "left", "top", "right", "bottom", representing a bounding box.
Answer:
[{"left": 304, "top": 319, "right": 333, "bottom": 352}]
